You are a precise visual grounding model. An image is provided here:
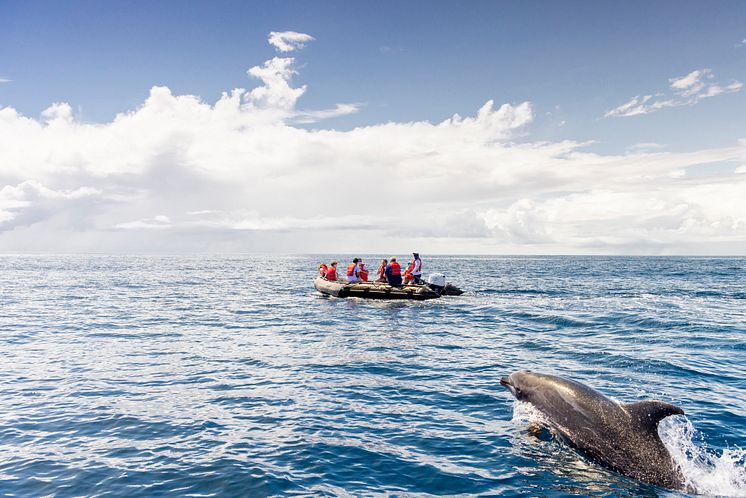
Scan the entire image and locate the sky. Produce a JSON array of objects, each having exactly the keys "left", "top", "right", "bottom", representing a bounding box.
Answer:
[{"left": 1, "top": 0, "right": 745, "bottom": 254}]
